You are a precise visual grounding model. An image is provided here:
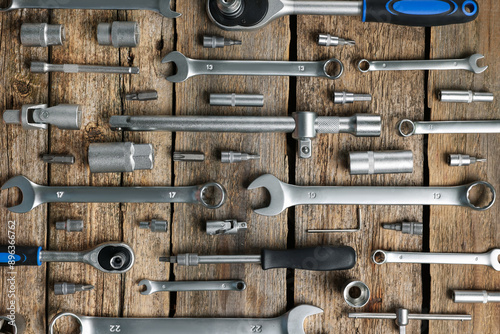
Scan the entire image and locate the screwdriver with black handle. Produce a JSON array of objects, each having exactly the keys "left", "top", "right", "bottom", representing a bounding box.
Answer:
[{"left": 161, "top": 246, "right": 356, "bottom": 271}]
